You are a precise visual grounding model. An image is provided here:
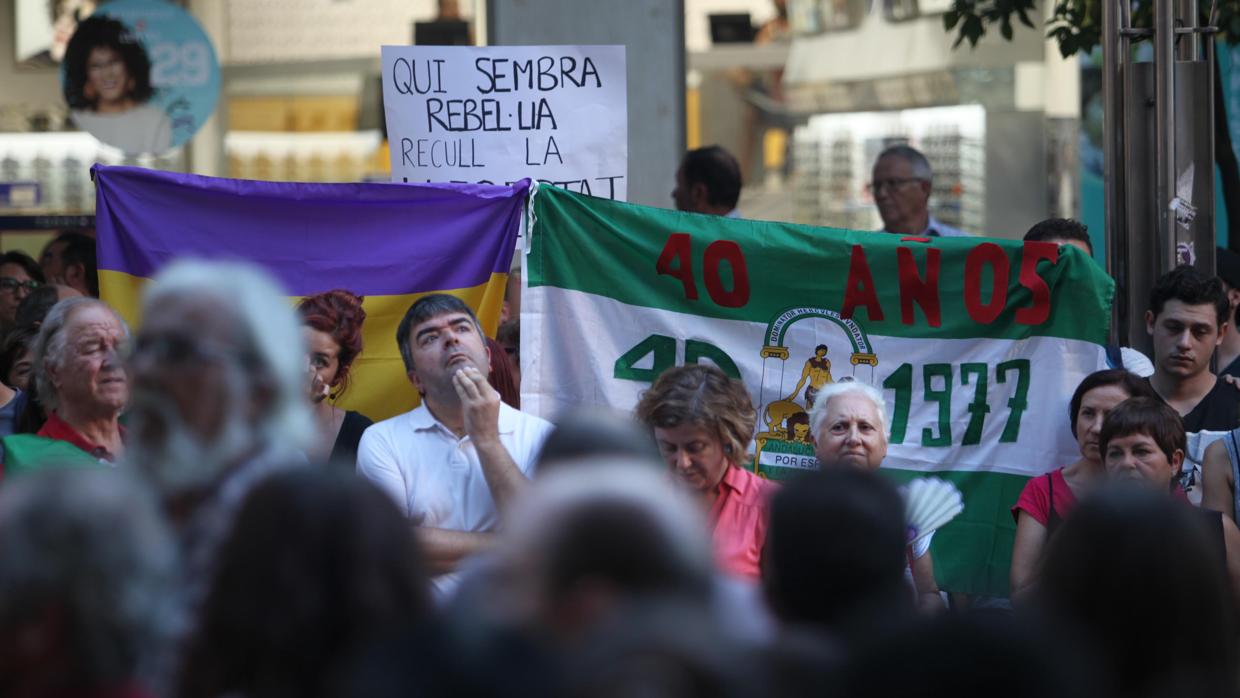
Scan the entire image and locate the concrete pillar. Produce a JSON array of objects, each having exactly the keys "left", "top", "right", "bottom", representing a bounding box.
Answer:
[{"left": 488, "top": 0, "right": 686, "bottom": 208}]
